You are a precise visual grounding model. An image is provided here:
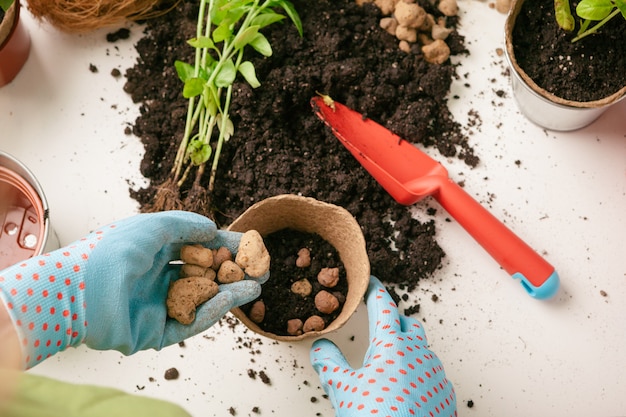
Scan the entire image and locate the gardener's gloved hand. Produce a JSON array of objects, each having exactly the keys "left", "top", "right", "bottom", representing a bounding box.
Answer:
[
  {"left": 310, "top": 276, "right": 457, "bottom": 417},
  {"left": 0, "top": 211, "right": 268, "bottom": 369}
]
